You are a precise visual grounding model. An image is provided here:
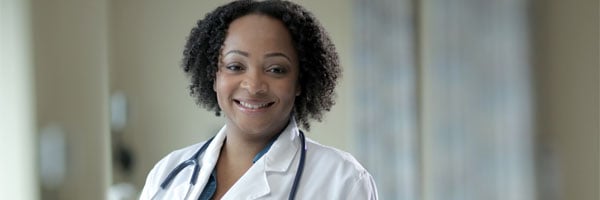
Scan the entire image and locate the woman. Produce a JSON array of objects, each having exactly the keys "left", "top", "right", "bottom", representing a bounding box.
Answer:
[{"left": 140, "top": 1, "right": 378, "bottom": 199}]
